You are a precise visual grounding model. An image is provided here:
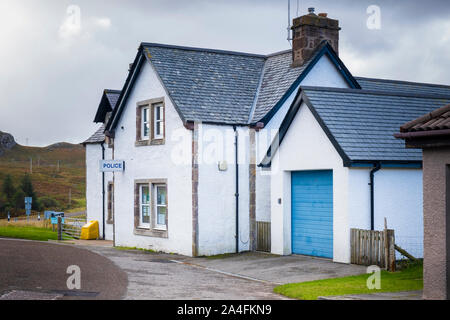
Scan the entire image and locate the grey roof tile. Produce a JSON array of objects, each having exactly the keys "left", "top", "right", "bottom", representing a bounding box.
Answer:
[
  {"left": 302, "top": 87, "right": 450, "bottom": 162},
  {"left": 83, "top": 124, "right": 105, "bottom": 145}
]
